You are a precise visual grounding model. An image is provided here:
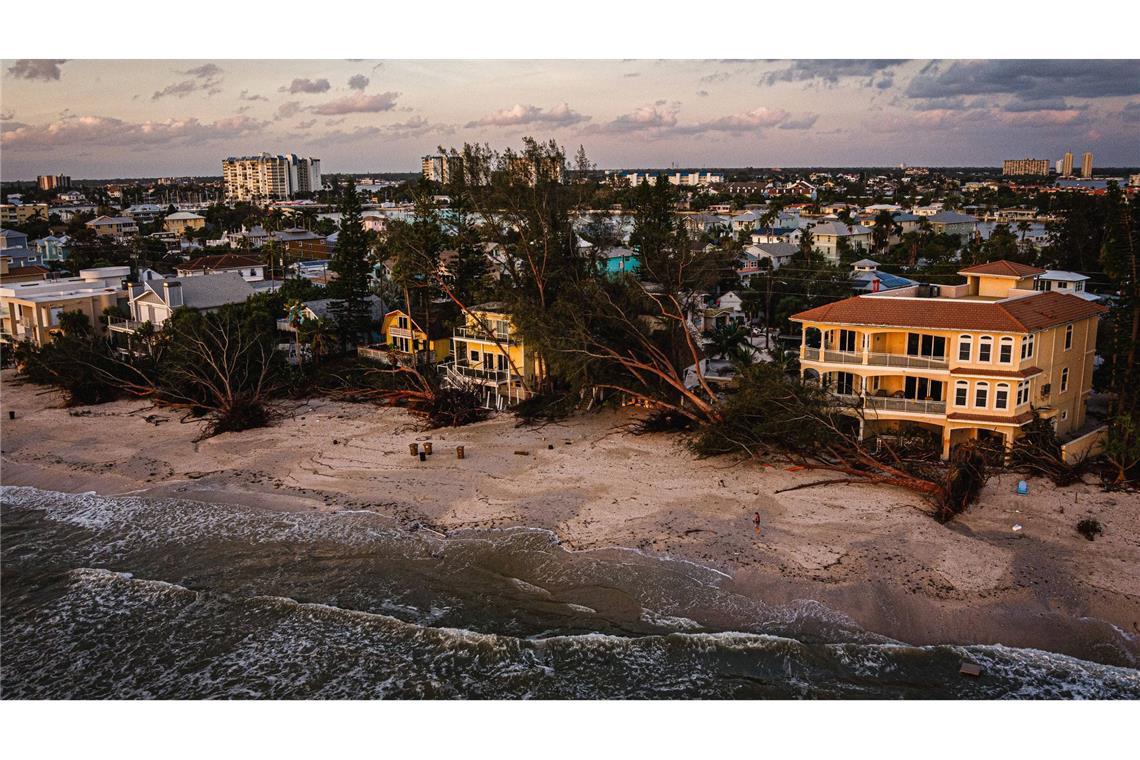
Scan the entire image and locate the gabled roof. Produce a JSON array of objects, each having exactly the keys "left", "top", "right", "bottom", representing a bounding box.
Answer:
[
  {"left": 304, "top": 295, "right": 385, "bottom": 322},
  {"left": 958, "top": 260, "right": 1046, "bottom": 278},
  {"left": 1039, "top": 269, "right": 1090, "bottom": 282},
  {"left": 164, "top": 211, "right": 205, "bottom": 221},
  {"left": 143, "top": 271, "right": 255, "bottom": 310},
  {"left": 791, "top": 290, "right": 1106, "bottom": 333},
  {"left": 810, "top": 220, "right": 872, "bottom": 236},
  {"left": 180, "top": 253, "right": 263, "bottom": 272},
  {"left": 87, "top": 215, "right": 135, "bottom": 225}
]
